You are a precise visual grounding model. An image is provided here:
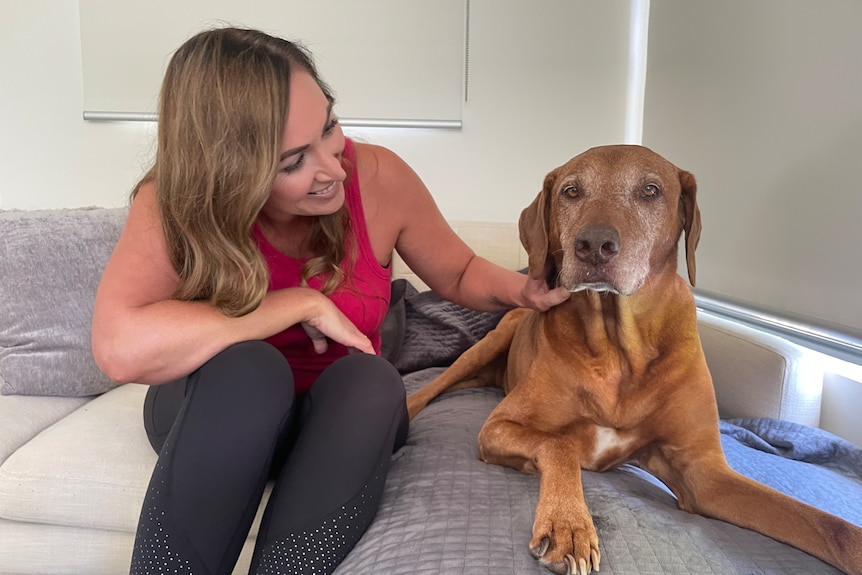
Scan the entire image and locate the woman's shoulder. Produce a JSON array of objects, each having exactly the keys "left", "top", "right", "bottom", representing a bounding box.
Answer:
[
  {"left": 353, "top": 141, "right": 421, "bottom": 192},
  {"left": 354, "top": 141, "right": 386, "bottom": 179}
]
